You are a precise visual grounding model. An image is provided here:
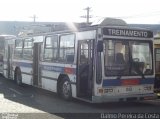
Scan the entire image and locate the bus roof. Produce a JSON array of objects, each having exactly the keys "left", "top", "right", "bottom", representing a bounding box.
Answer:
[
  {"left": 17, "top": 17, "right": 153, "bottom": 38},
  {"left": 0, "top": 35, "right": 16, "bottom": 40},
  {"left": 91, "top": 17, "right": 127, "bottom": 26}
]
